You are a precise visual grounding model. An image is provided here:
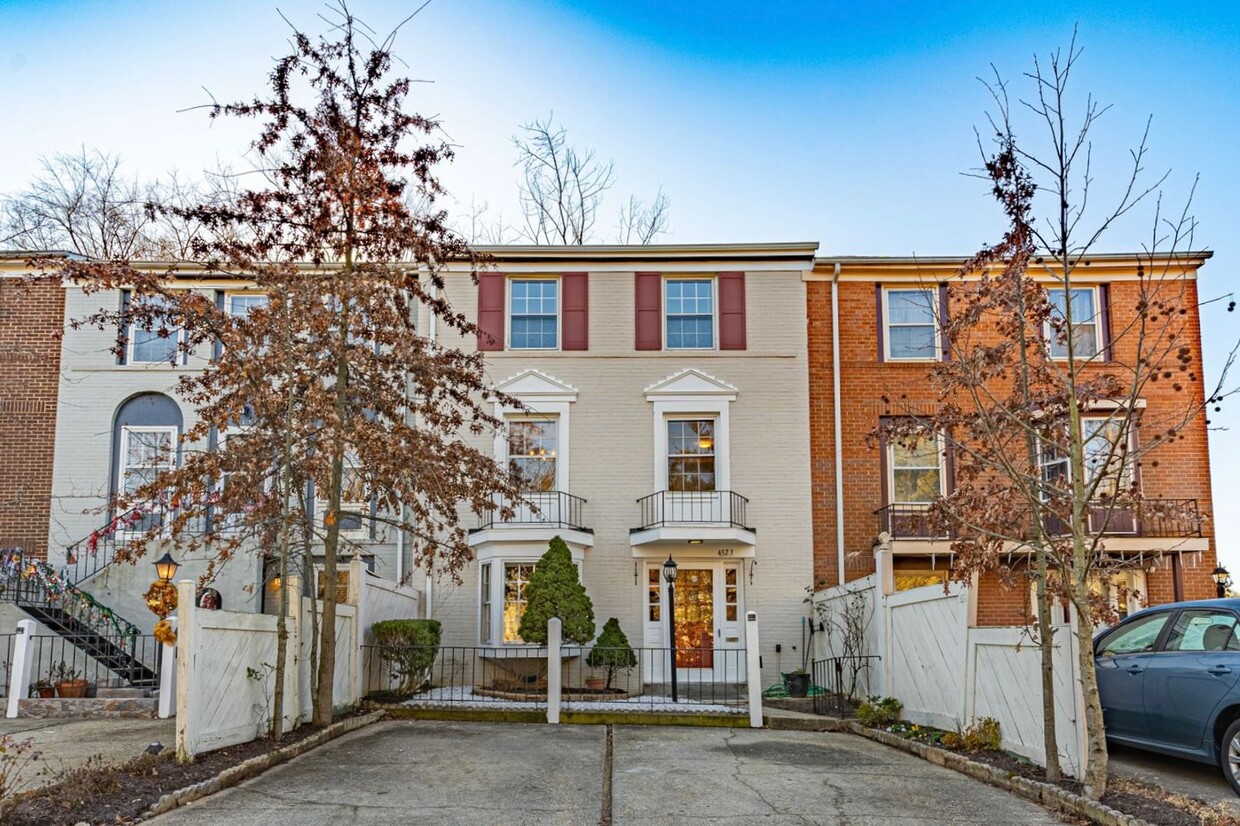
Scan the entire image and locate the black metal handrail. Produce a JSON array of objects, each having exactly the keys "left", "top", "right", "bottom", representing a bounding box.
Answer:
[
  {"left": 874, "top": 498, "right": 1203, "bottom": 540},
  {"left": 65, "top": 503, "right": 208, "bottom": 585},
  {"left": 476, "top": 491, "right": 589, "bottom": 532},
  {"left": 635, "top": 490, "right": 751, "bottom": 531}
]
